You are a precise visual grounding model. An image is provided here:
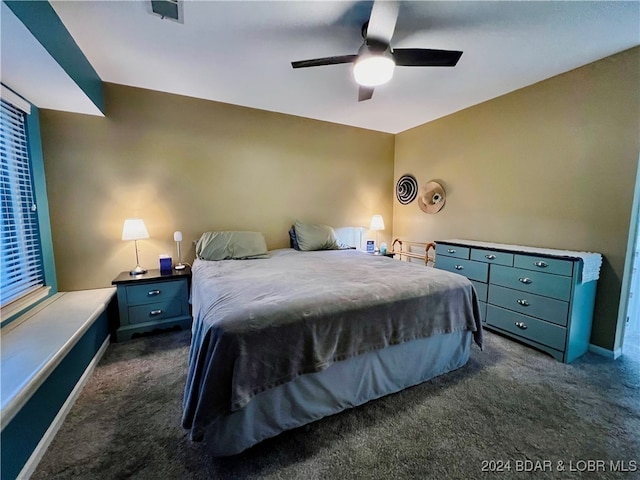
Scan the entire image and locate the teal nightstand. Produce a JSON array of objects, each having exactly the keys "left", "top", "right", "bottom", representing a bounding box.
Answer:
[{"left": 111, "top": 267, "right": 192, "bottom": 341}]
